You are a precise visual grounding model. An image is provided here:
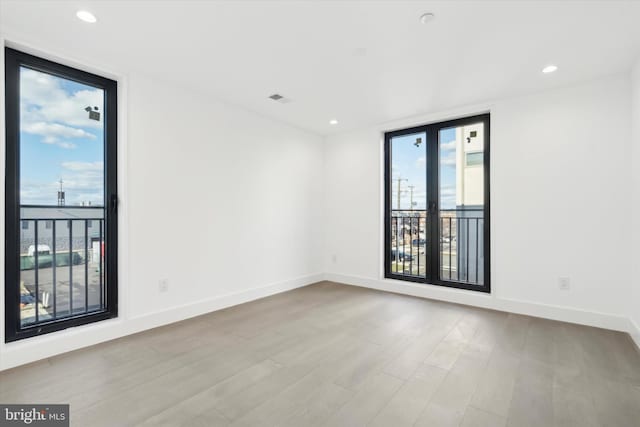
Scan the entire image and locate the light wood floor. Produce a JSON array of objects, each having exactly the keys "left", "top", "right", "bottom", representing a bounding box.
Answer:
[{"left": 1, "top": 281, "right": 639, "bottom": 427}]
